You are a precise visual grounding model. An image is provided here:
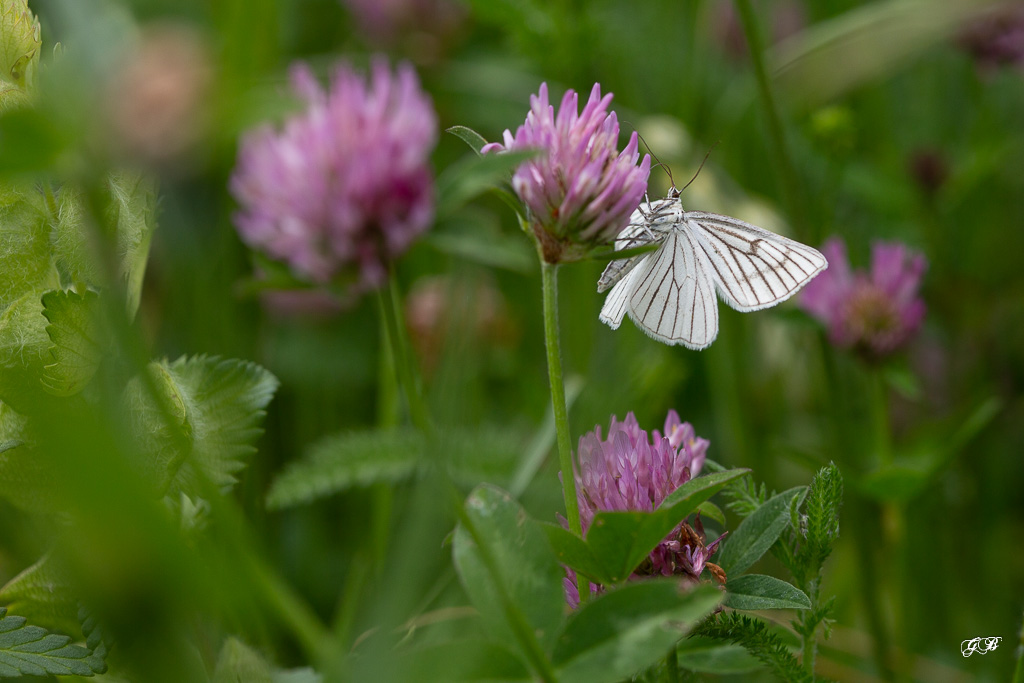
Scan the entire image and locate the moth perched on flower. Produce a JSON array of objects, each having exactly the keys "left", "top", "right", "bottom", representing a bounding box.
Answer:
[
  {"left": 482, "top": 83, "right": 651, "bottom": 264},
  {"left": 562, "top": 411, "right": 726, "bottom": 607},
  {"left": 598, "top": 185, "right": 827, "bottom": 349}
]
